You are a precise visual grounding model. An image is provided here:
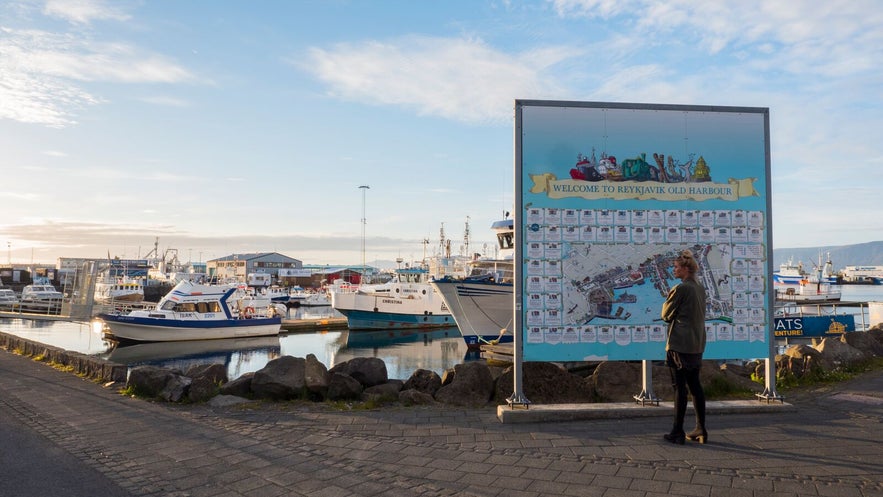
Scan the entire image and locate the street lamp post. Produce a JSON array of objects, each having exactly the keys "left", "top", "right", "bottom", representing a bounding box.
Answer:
[{"left": 359, "top": 185, "right": 370, "bottom": 283}]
